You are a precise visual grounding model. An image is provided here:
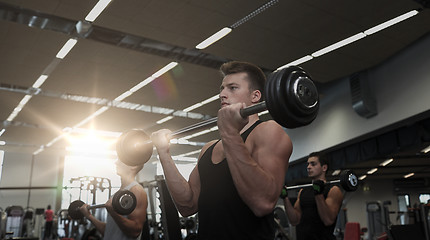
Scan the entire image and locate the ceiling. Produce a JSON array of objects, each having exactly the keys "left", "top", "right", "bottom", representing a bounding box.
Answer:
[{"left": 1, "top": 0, "right": 430, "bottom": 183}]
